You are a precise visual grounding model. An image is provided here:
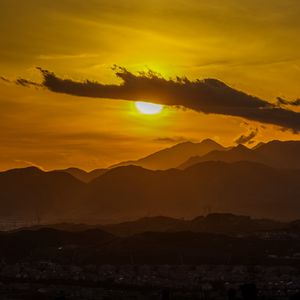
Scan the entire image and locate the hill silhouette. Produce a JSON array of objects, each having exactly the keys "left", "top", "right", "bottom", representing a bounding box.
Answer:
[
  {"left": 180, "top": 140, "right": 300, "bottom": 169},
  {"left": 255, "top": 140, "right": 300, "bottom": 168},
  {"left": 2, "top": 226, "right": 300, "bottom": 265},
  {"left": 2, "top": 140, "right": 300, "bottom": 223},
  {"left": 0, "top": 167, "right": 85, "bottom": 222},
  {"left": 57, "top": 167, "right": 107, "bottom": 182},
  {"left": 22, "top": 214, "right": 285, "bottom": 237},
  {"left": 179, "top": 144, "right": 262, "bottom": 169},
  {"left": 110, "top": 139, "right": 225, "bottom": 170},
  {"left": 82, "top": 161, "right": 300, "bottom": 221}
]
